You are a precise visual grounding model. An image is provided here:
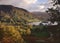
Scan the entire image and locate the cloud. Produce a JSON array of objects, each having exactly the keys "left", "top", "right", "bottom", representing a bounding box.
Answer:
[
  {"left": 23, "top": 0, "right": 37, "bottom": 4},
  {"left": 29, "top": 0, "right": 53, "bottom": 12},
  {"left": 27, "top": 4, "right": 46, "bottom": 12},
  {"left": 0, "top": 0, "right": 17, "bottom": 5},
  {"left": 14, "top": 0, "right": 37, "bottom": 8},
  {"left": 0, "top": 0, "right": 37, "bottom": 10},
  {"left": 38, "top": 5, "right": 45, "bottom": 9},
  {"left": 47, "top": 0, "right": 53, "bottom": 4},
  {"left": 0, "top": 0, "right": 53, "bottom": 12},
  {"left": 0, "top": 0, "right": 37, "bottom": 6}
]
